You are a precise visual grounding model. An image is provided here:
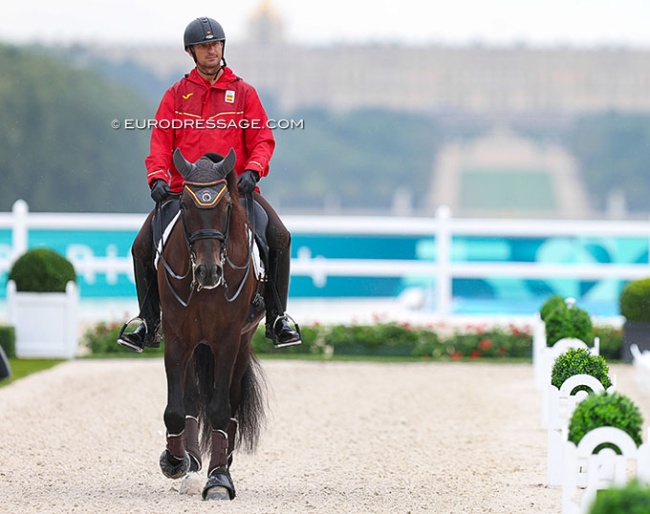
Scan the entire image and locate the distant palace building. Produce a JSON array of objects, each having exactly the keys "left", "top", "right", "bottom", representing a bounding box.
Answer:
[
  {"left": 99, "top": 0, "right": 650, "bottom": 118},
  {"left": 95, "top": 1, "right": 649, "bottom": 218}
]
